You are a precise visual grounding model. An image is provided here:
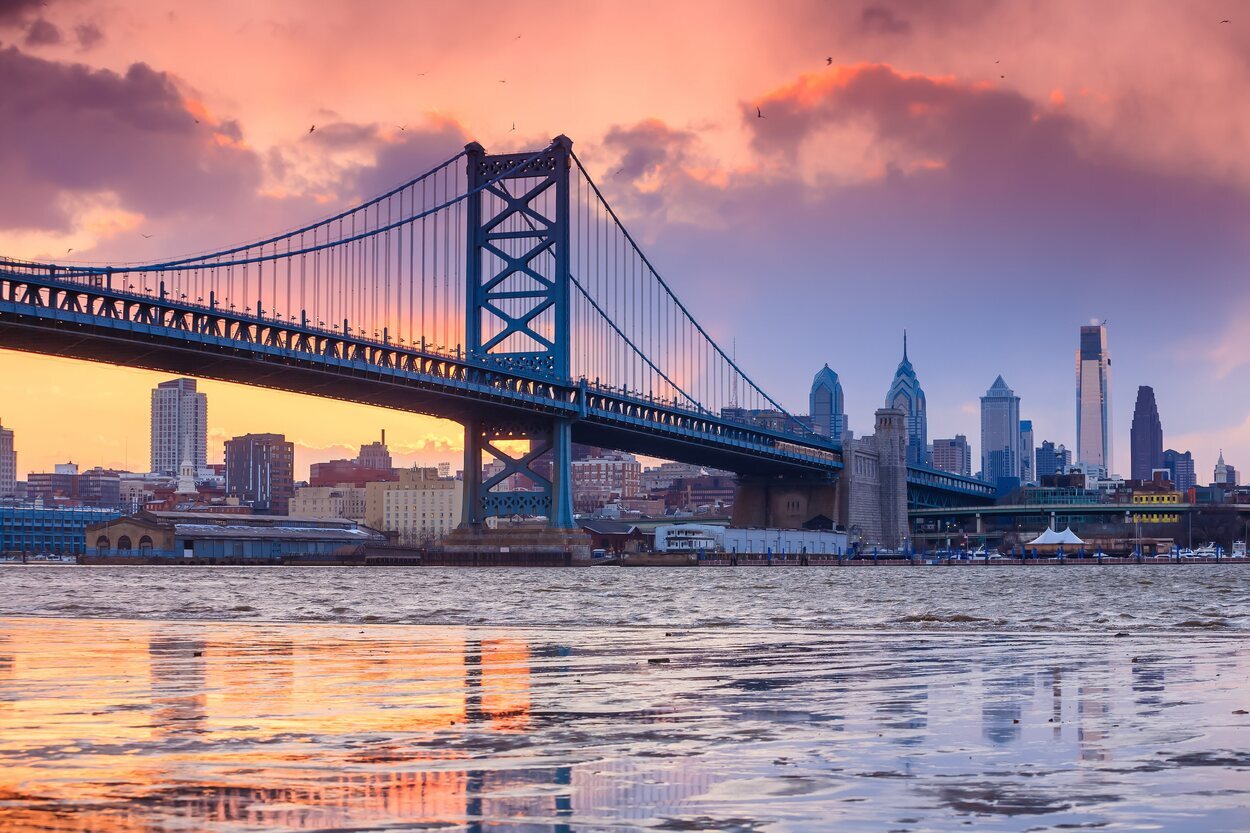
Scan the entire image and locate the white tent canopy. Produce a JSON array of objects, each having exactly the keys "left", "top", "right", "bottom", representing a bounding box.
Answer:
[{"left": 1028, "top": 526, "right": 1085, "bottom": 546}]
